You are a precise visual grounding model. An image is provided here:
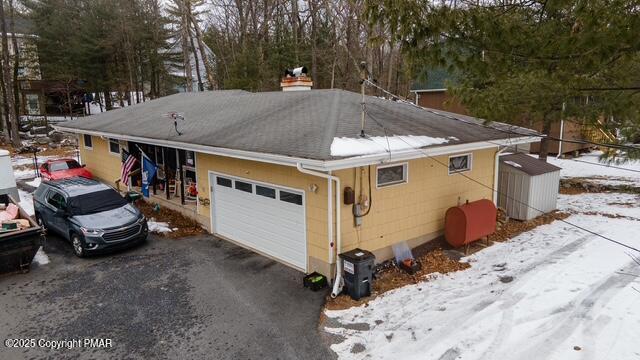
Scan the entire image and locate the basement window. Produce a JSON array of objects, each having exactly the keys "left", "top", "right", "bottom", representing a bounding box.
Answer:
[
  {"left": 376, "top": 163, "right": 408, "bottom": 187},
  {"left": 449, "top": 154, "right": 472, "bottom": 174},
  {"left": 108, "top": 138, "right": 121, "bottom": 155},
  {"left": 83, "top": 134, "right": 93, "bottom": 149}
]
